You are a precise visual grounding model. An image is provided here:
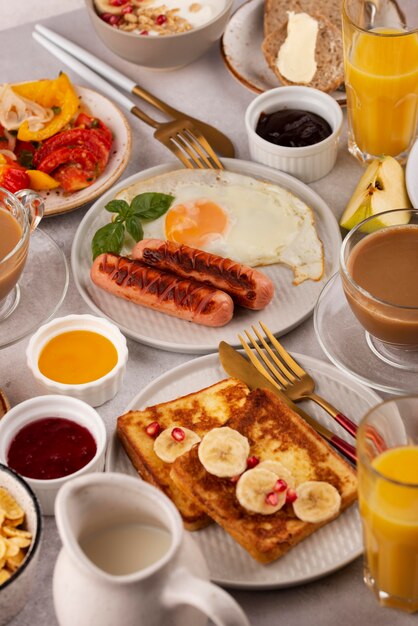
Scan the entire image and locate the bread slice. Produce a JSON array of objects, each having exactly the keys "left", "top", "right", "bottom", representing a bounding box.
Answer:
[
  {"left": 171, "top": 388, "right": 357, "bottom": 563},
  {"left": 264, "top": 0, "right": 342, "bottom": 36},
  {"left": 262, "top": 12, "right": 344, "bottom": 93},
  {"left": 117, "top": 378, "right": 250, "bottom": 530}
]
